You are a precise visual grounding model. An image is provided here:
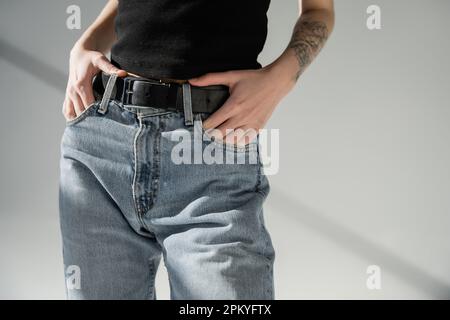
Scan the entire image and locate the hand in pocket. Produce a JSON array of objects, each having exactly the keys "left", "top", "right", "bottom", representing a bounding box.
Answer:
[{"left": 62, "top": 47, "right": 127, "bottom": 121}]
